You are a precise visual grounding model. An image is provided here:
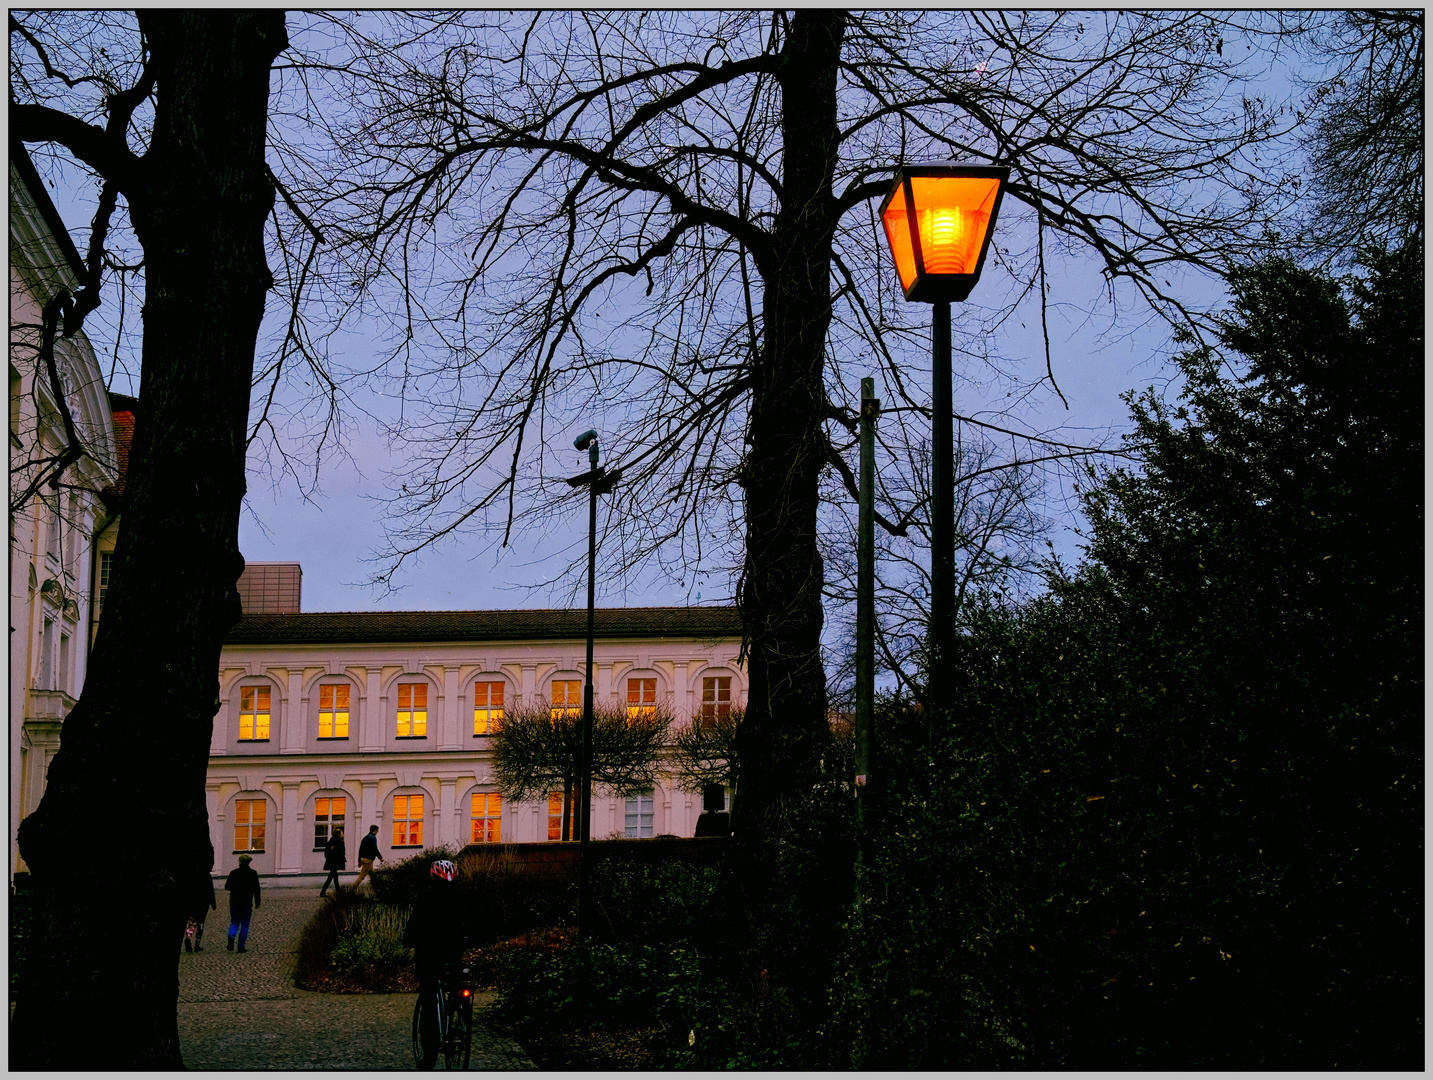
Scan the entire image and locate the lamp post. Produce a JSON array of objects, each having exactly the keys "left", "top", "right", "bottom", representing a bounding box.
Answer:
[
  {"left": 566, "top": 428, "right": 618, "bottom": 937},
  {"left": 879, "top": 162, "right": 1009, "bottom": 712}
]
